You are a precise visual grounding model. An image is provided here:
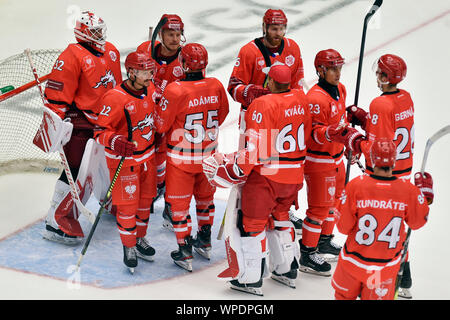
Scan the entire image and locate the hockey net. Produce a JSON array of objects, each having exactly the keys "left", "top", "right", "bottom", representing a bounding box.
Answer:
[{"left": 0, "top": 49, "right": 63, "bottom": 175}]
